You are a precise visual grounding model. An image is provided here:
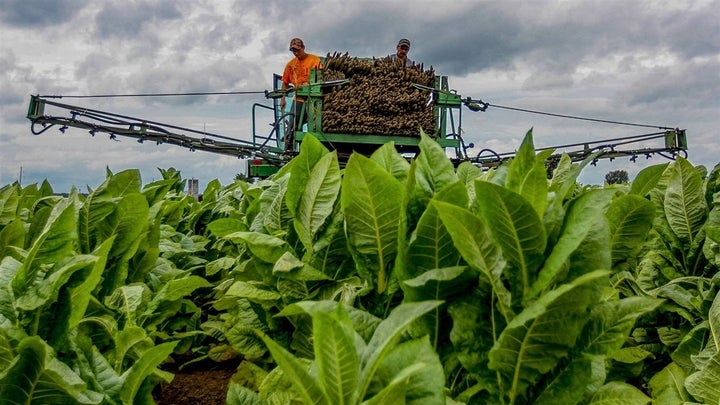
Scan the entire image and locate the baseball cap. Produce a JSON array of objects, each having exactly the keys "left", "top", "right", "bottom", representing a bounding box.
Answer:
[{"left": 397, "top": 38, "right": 411, "bottom": 48}]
